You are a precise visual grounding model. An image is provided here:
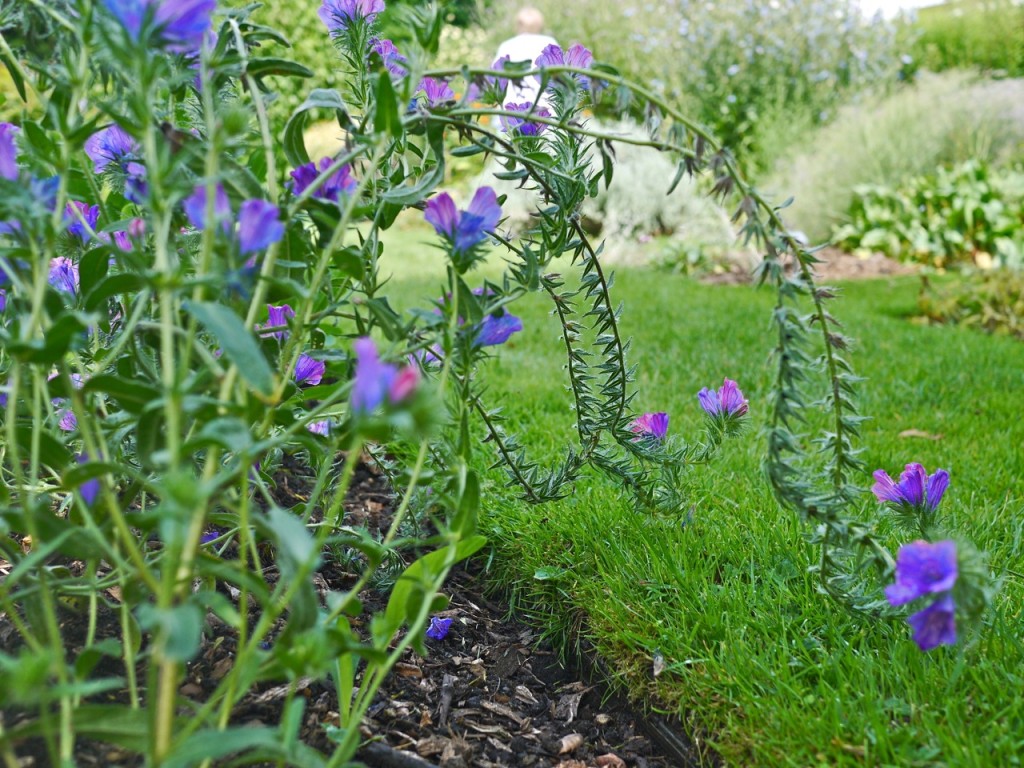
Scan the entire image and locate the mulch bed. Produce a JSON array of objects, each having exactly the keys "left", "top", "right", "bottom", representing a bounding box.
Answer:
[
  {"left": 2, "top": 457, "right": 698, "bottom": 767},
  {"left": 702, "top": 246, "right": 918, "bottom": 285}
]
